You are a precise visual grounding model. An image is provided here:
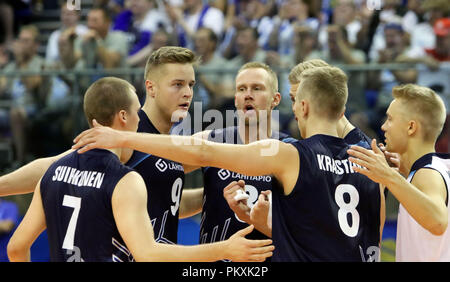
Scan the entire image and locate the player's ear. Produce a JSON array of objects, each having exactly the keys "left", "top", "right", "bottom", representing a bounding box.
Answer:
[
  {"left": 117, "top": 110, "right": 127, "bottom": 126},
  {"left": 407, "top": 120, "right": 418, "bottom": 136},
  {"left": 301, "top": 99, "right": 308, "bottom": 117},
  {"left": 271, "top": 92, "right": 281, "bottom": 109},
  {"left": 145, "top": 79, "right": 156, "bottom": 98}
]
